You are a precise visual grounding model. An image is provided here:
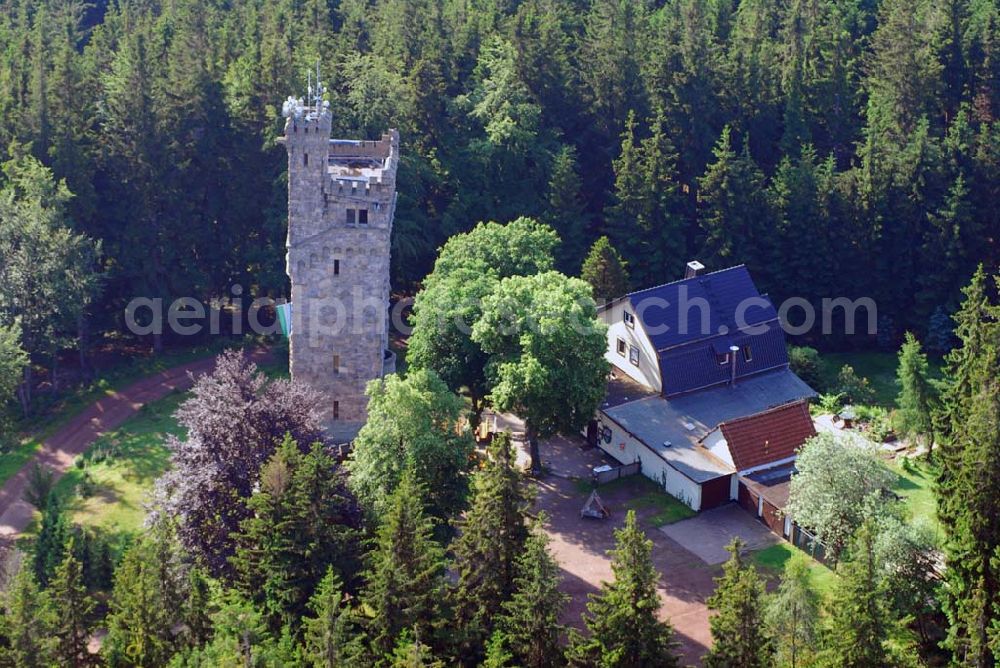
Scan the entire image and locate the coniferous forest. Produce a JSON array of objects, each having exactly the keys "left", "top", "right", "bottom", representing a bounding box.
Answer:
[
  {"left": 0, "top": 0, "right": 998, "bottom": 363},
  {"left": 2, "top": 0, "right": 1000, "bottom": 666}
]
